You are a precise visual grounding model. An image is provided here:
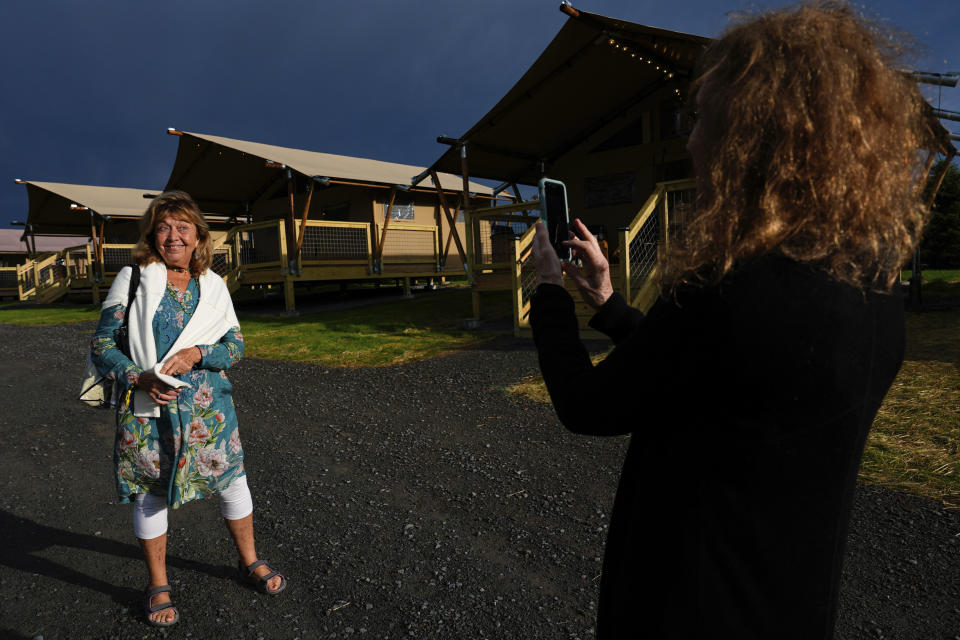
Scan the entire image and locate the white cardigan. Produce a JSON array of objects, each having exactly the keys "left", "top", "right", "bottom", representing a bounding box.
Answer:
[{"left": 103, "top": 261, "right": 240, "bottom": 418}]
